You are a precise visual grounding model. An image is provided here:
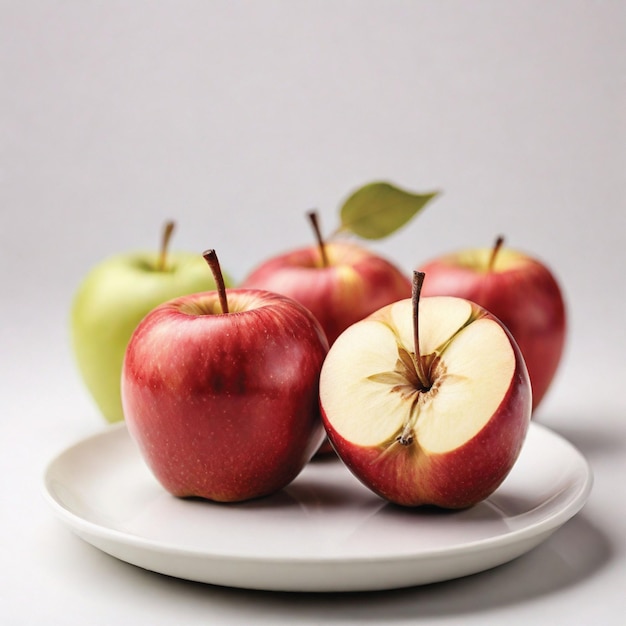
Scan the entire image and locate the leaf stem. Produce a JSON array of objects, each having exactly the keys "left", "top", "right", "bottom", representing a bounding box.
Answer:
[
  {"left": 307, "top": 210, "right": 329, "bottom": 267},
  {"left": 203, "top": 249, "right": 229, "bottom": 314},
  {"left": 157, "top": 220, "right": 175, "bottom": 271}
]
